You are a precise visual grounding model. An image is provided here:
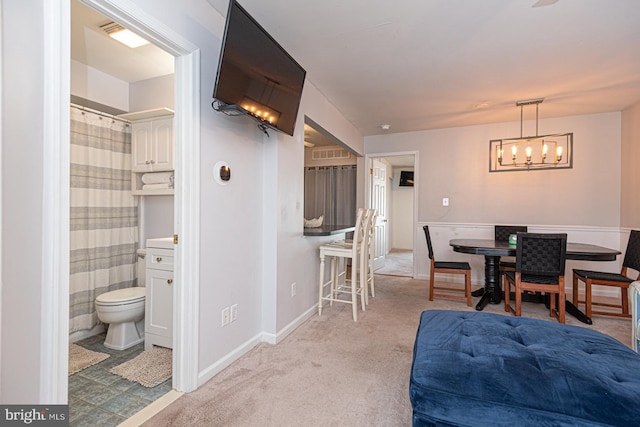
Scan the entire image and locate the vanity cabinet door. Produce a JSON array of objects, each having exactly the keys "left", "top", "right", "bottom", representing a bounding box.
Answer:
[{"left": 145, "top": 247, "right": 174, "bottom": 349}]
